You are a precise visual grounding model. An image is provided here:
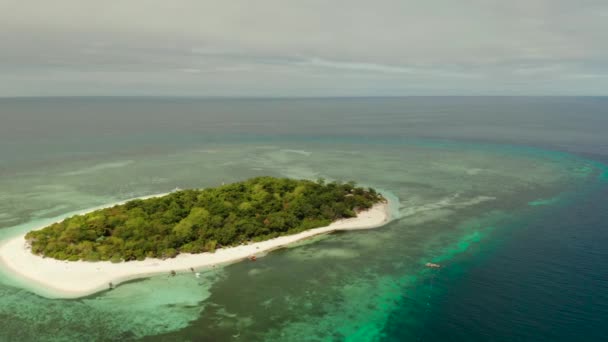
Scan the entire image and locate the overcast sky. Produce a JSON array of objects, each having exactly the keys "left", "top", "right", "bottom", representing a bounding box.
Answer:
[{"left": 1, "top": 0, "right": 607, "bottom": 97}]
